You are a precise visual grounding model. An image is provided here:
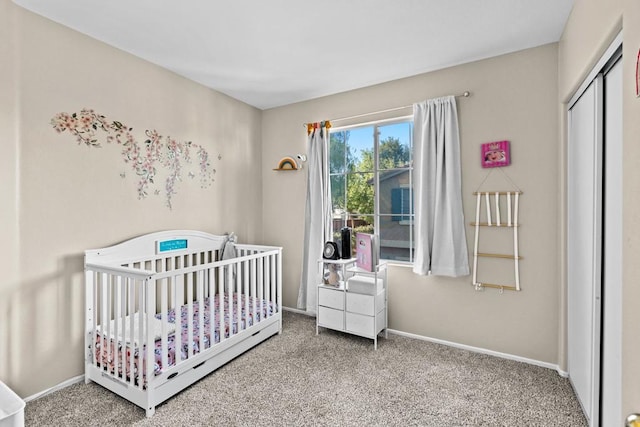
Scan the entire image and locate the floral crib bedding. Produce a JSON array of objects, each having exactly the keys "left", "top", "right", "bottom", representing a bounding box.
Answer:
[{"left": 93, "top": 294, "right": 276, "bottom": 384}]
